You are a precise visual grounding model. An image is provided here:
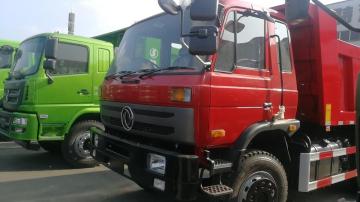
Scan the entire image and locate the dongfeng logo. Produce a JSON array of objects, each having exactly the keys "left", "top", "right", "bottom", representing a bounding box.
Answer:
[{"left": 121, "top": 106, "right": 135, "bottom": 131}]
